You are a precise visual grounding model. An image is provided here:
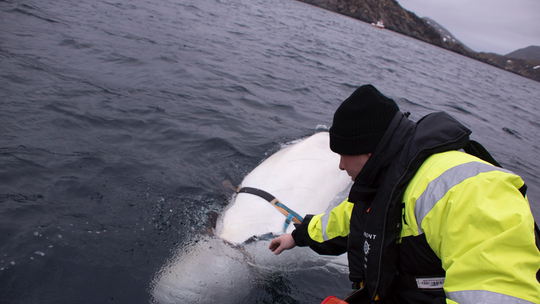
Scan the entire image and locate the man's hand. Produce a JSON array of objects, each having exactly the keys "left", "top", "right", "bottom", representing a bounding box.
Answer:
[{"left": 269, "top": 233, "right": 296, "bottom": 255}]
